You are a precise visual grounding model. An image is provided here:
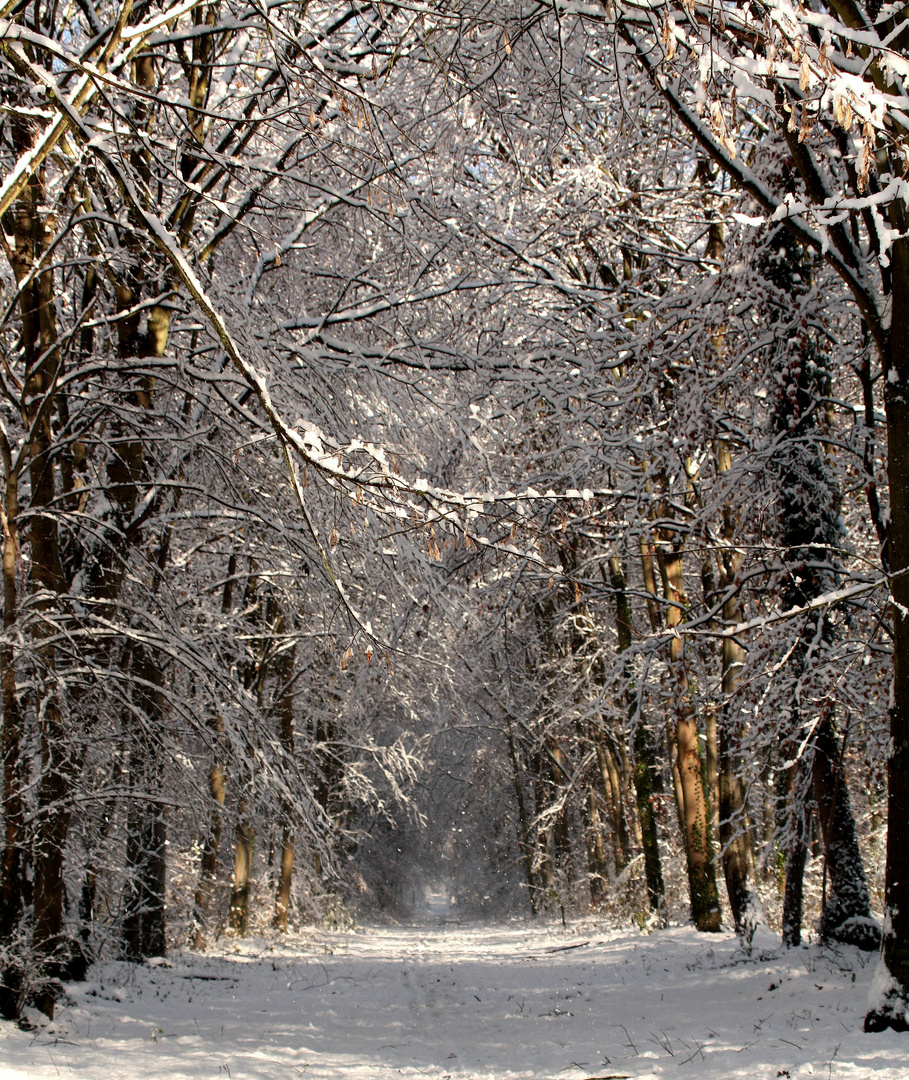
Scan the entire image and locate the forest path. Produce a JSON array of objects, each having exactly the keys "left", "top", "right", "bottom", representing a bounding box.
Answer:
[{"left": 0, "top": 921, "right": 905, "bottom": 1080}]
